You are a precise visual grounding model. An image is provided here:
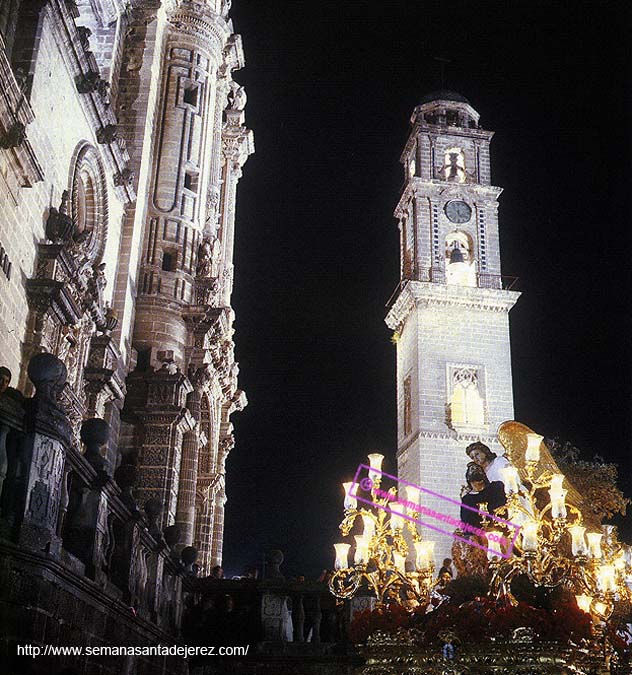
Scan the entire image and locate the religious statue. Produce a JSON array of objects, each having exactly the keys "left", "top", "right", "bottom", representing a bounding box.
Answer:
[
  {"left": 228, "top": 82, "right": 247, "bottom": 112},
  {"left": 196, "top": 237, "right": 214, "bottom": 278},
  {"left": 220, "top": 0, "right": 232, "bottom": 19}
]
